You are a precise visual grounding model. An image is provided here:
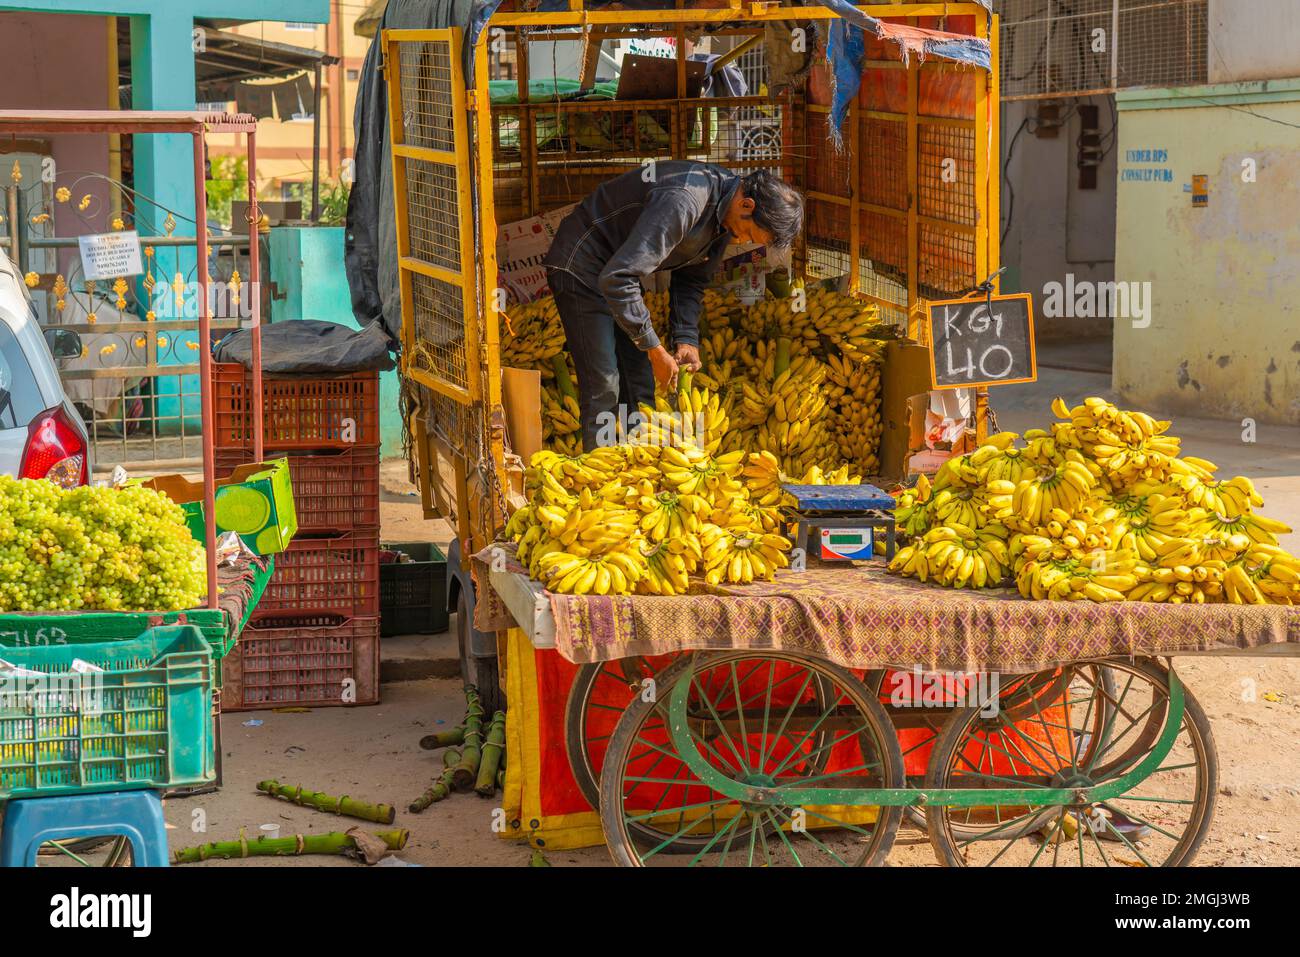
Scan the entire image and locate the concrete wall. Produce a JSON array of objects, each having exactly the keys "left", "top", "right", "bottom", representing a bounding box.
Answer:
[
  {"left": 1208, "top": 0, "right": 1300, "bottom": 83},
  {"left": 999, "top": 96, "right": 1118, "bottom": 341},
  {"left": 1112, "top": 81, "right": 1300, "bottom": 425}
]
